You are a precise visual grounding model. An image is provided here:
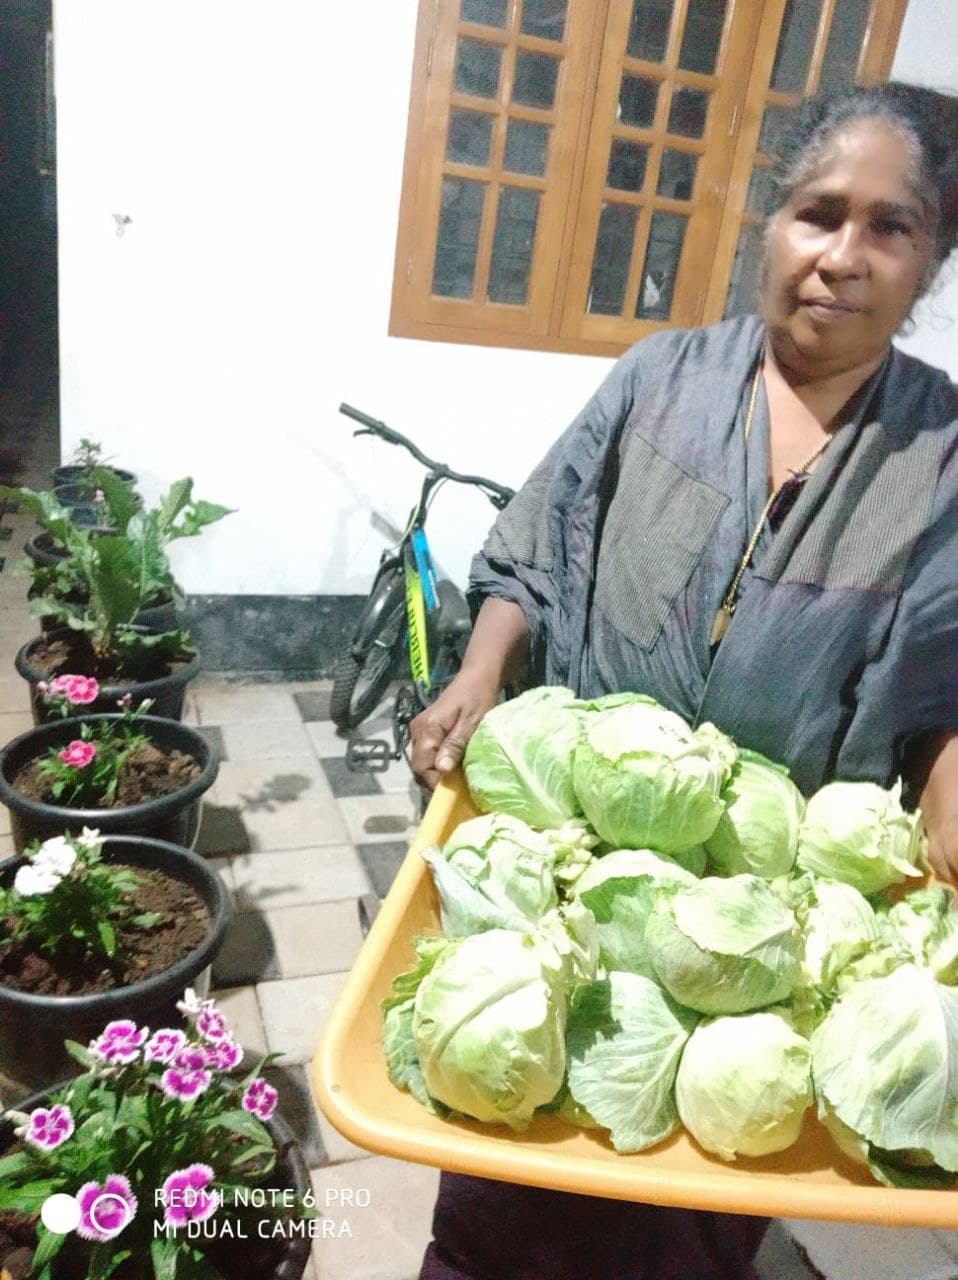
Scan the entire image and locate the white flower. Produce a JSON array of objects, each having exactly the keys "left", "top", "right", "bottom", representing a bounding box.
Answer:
[
  {"left": 14, "top": 864, "right": 63, "bottom": 896},
  {"left": 176, "top": 988, "right": 203, "bottom": 1017},
  {"left": 33, "top": 836, "right": 77, "bottom": 877},
  {"left": 76, "top": 827, "right": 103, "bottom": 851}
]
